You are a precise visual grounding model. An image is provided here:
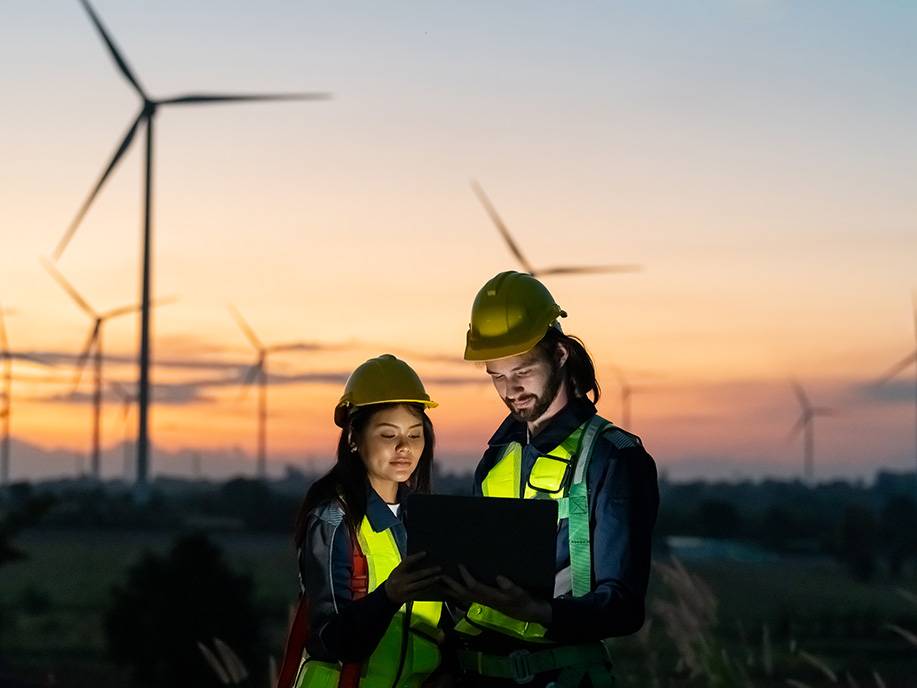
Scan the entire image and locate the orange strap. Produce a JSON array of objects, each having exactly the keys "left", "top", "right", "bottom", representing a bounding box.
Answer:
[
  {"left": 275, "top": 516, "right": 371, "bottom": 688},
  {"left": 276, "top": 594, "right": 311, "bottom": 688},
  {"left": 338, "top": 519, "right": 369, "bottom": 688}
]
